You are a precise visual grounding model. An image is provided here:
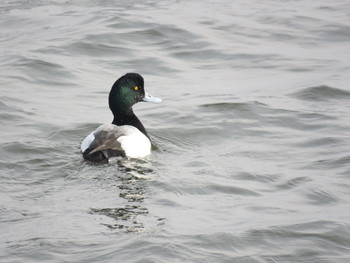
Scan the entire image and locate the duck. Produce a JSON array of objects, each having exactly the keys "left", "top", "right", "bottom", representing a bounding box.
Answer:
[{"left": 81, "top": 73, "right": 162, "bottom": 164}]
